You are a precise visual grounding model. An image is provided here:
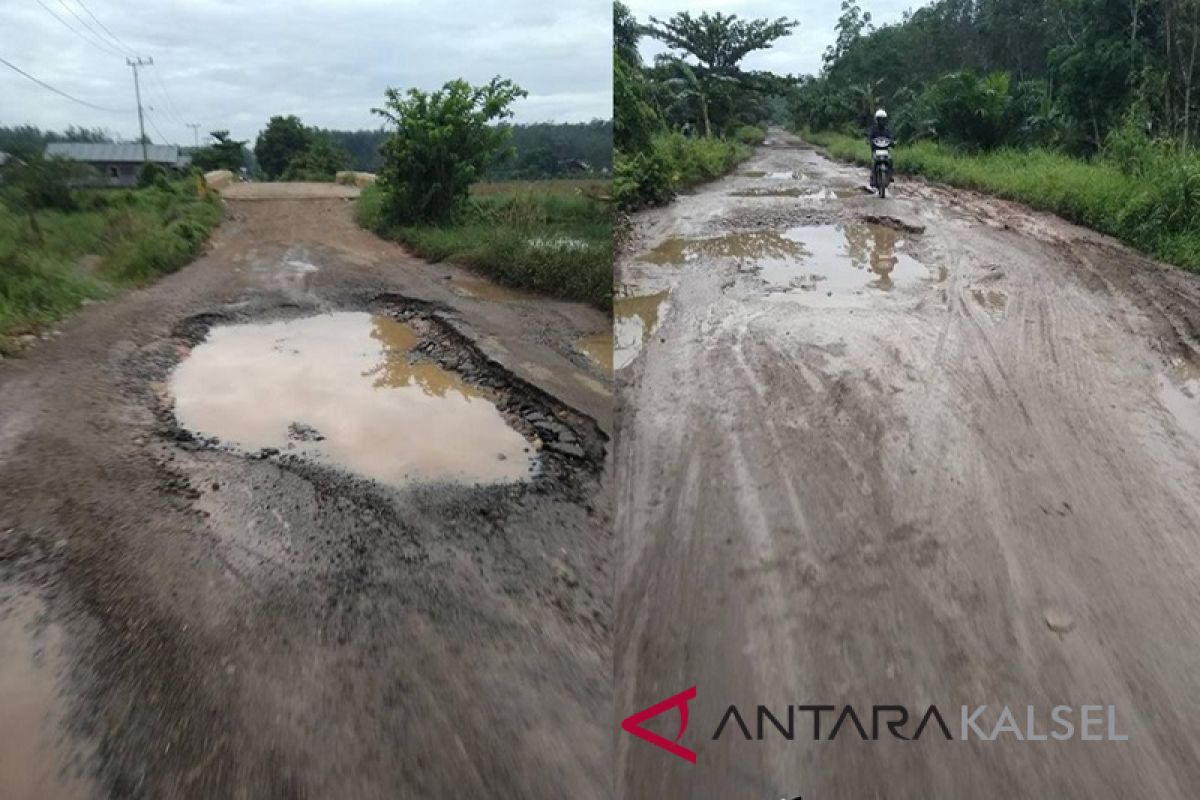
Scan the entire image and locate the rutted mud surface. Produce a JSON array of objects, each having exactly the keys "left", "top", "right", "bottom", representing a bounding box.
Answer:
[
  {"left": 0, "top": 187, "right": 611, "bottom": 799},
  {"left": 616, "top": 129, "right": 1200, "bottom": 798}
]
